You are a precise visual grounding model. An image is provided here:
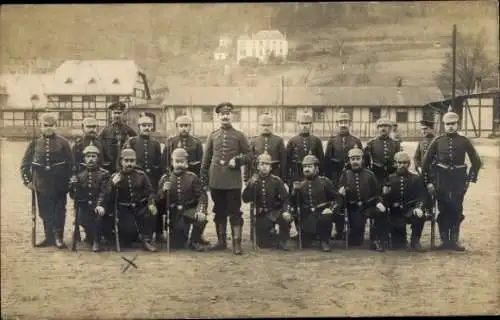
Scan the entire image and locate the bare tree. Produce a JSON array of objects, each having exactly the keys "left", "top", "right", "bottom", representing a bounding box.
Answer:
[{"left": 436, "top": 28, "right": 494, "bottom": 96}]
